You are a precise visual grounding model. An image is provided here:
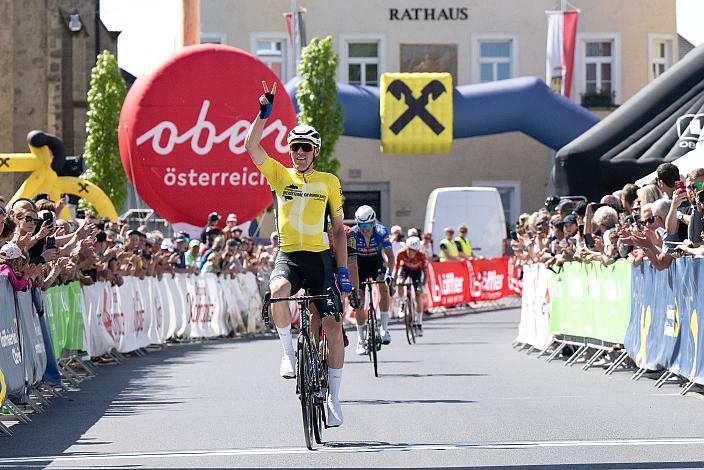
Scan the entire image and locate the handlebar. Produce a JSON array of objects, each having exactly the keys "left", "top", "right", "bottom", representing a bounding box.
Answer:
[{"left": 261, "top": 289, "right": 336, "bottom": 328}]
